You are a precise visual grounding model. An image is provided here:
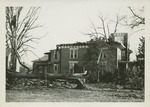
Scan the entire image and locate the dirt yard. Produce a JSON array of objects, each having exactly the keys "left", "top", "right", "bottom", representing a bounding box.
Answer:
[{"left": 6, "top": 84, "right": 144, "bottom": 102}]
